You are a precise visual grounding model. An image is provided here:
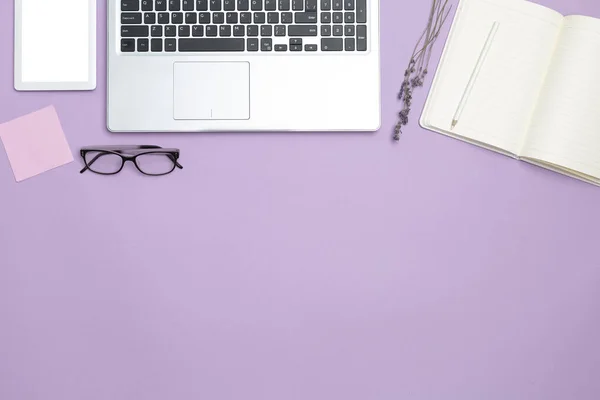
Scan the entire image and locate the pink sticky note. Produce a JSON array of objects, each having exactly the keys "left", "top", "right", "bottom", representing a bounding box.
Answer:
[{"left": 0, "top": 106, "right": 73, "bottom": 182}]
